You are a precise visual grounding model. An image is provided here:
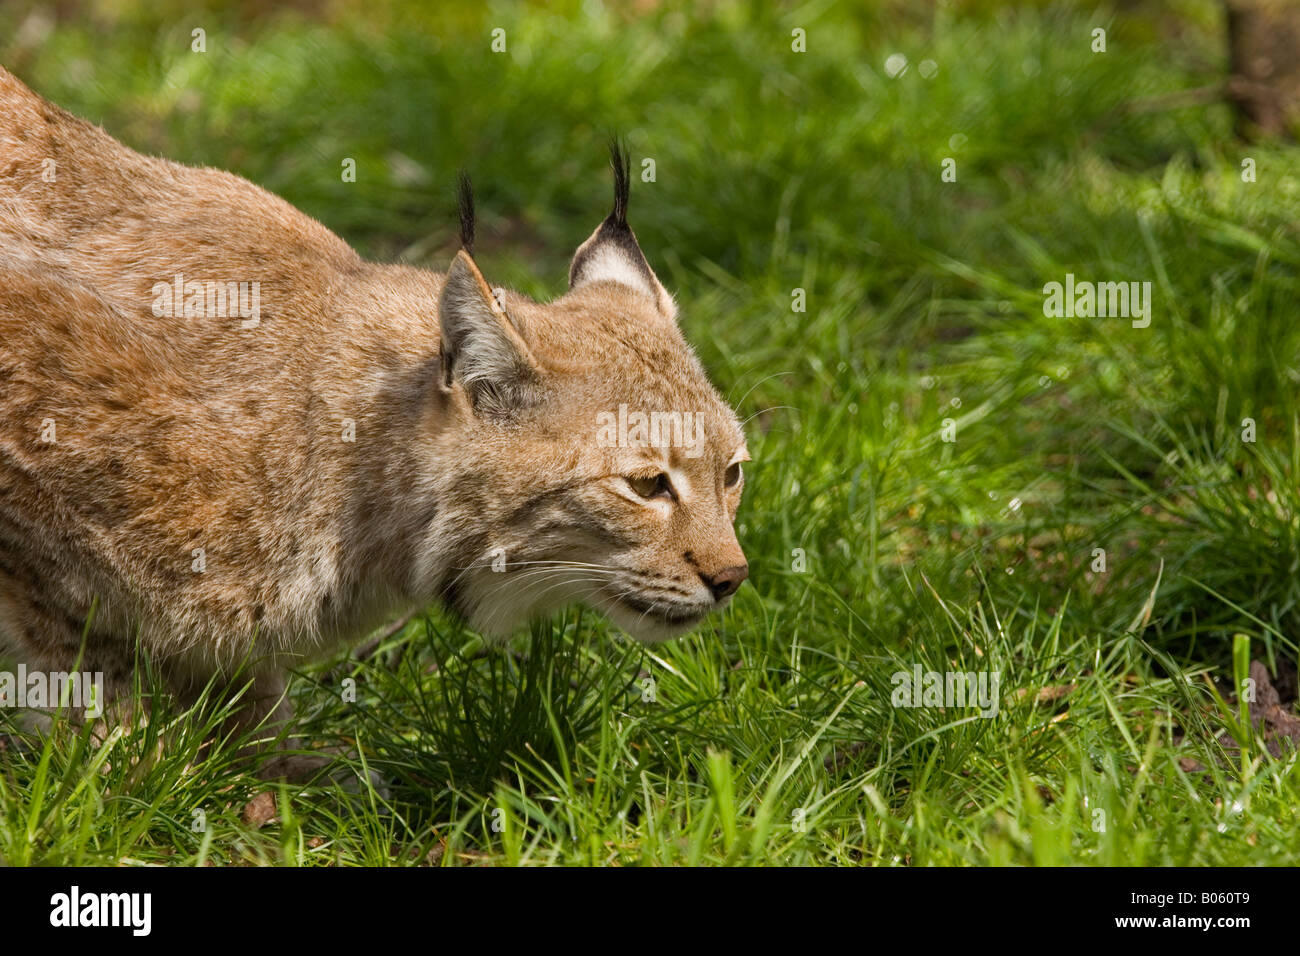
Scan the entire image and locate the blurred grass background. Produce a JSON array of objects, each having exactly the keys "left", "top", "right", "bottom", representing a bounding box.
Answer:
[{"left": 3, "top": 0, "right": 1300, "bottom": 865}]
